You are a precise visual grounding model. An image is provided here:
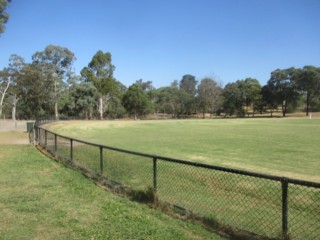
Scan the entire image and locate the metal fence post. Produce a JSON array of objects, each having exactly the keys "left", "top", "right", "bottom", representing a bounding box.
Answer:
[
  {"left": 54, "top": 134, "right": 57, "bottom": 153},
  {"left": 100, "top": 146, "right": 104, "bottom": 176},
  {"left": 153, "top": 157, "right": 158, "bottom": 192},
  {"left": 45, "top": 130, "right": 47, "bottom": 148},
  {"left": 281, "top": 178, "right": 288, "bottom": 239},
  {"left": 70, "top": 139, "right": 73, "bottom": 162},
  {"left": 37, "top": 127, "right": 40, "bottom": 144}
]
